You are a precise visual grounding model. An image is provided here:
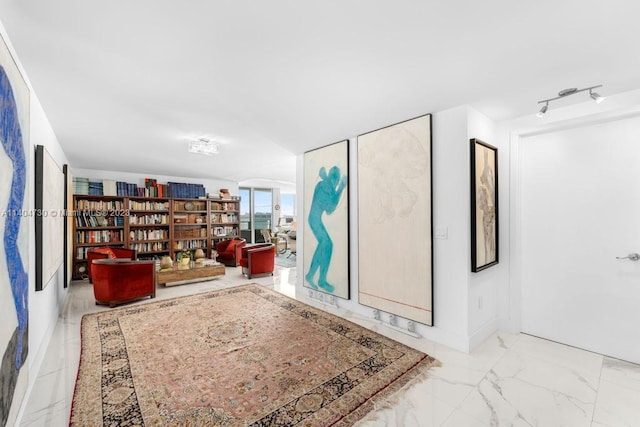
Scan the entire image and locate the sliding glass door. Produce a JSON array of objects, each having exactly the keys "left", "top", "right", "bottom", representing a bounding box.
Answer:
[
  {"left": 239, "top": 187, "right": 273, "bottom": 244},
  {"left": 239, "top": 188, "right": 251, "bottom": 242},
  {"left": 254, "top": 189, "right": 272, "bottom": 243}
]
